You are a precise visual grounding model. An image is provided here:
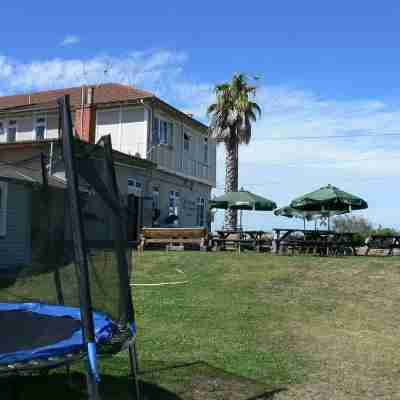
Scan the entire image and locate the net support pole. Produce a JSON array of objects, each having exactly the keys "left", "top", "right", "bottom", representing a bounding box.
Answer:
[
  {"left": 102, "top": 134, "right": 141, "bottom": 400},
  {"left": 58, "top": 95, "right": 101, "bottom": 400}
]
